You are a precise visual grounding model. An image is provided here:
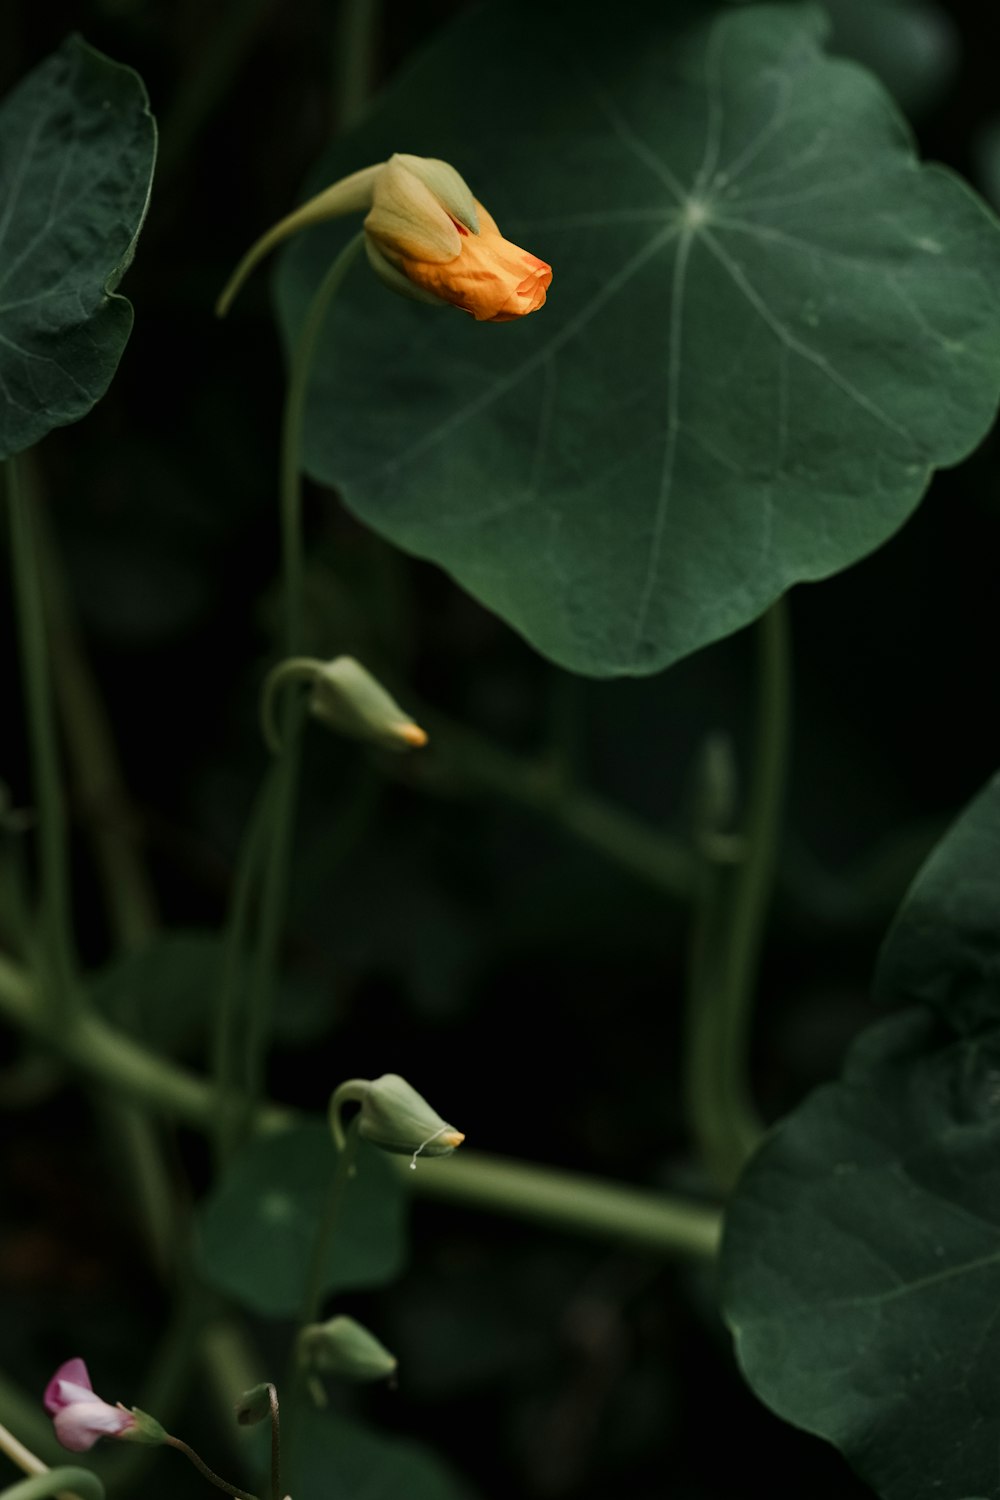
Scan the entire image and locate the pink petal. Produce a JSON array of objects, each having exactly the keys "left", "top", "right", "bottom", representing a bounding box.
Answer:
[
  {"left": 44, "top": 1359, "right": 92, "bottom": 1414},
  {"left": 53, "top": 1400, "right": 134, "bottom": 1453}
]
